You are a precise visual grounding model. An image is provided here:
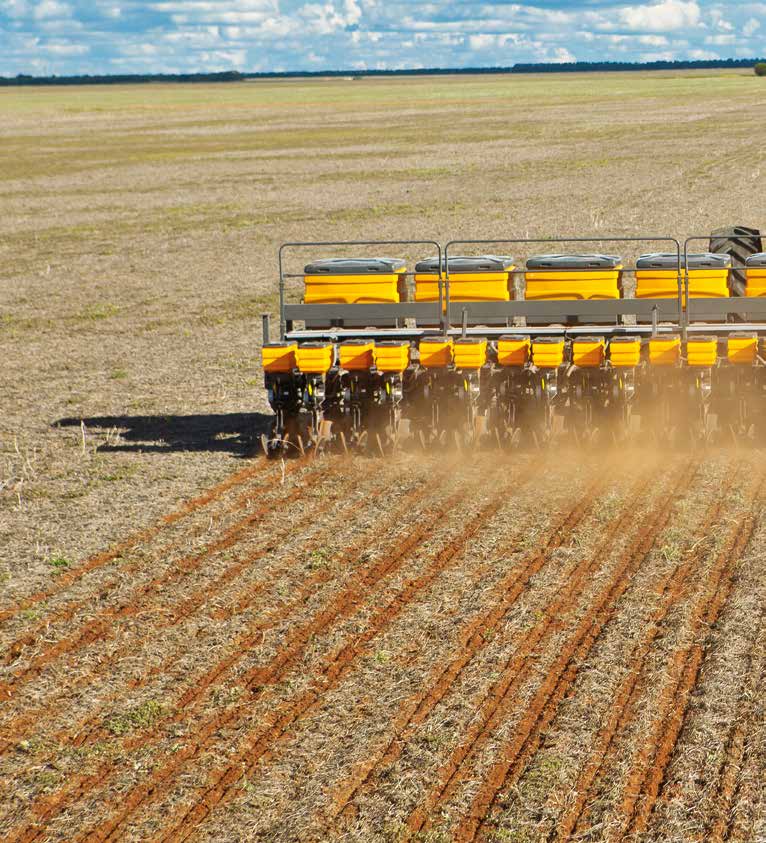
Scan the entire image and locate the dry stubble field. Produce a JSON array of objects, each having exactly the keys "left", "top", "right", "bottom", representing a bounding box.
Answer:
[{"left": 2, "top": 71, "right": 766, "bottom": 842}]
